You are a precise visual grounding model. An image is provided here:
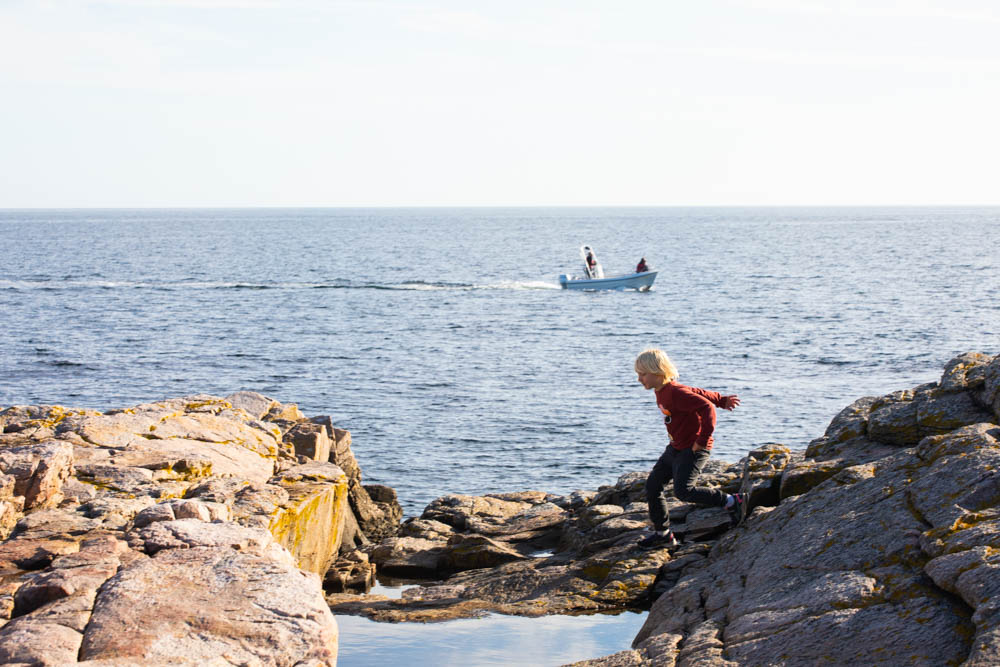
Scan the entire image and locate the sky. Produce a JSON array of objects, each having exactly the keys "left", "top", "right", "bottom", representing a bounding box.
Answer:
[{"left": 1, "top": 0, "right": 999, "bottom": 207}]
